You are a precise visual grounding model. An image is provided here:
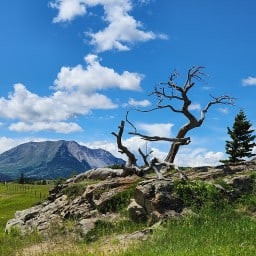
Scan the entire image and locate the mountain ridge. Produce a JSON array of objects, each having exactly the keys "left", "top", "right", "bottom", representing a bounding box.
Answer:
[{"left": 0, "top": 140, "right": 125, "bottom": 181}]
